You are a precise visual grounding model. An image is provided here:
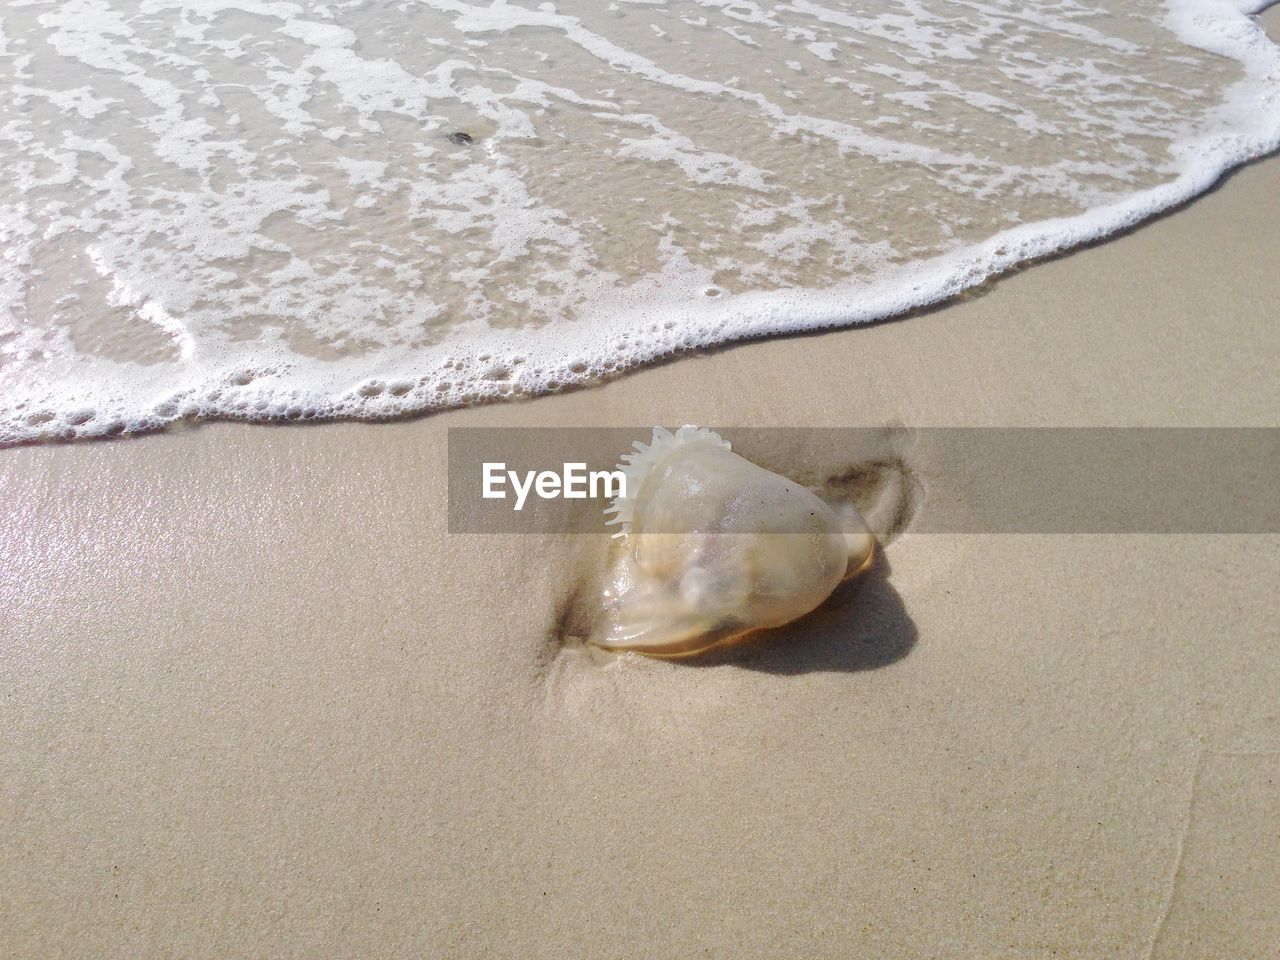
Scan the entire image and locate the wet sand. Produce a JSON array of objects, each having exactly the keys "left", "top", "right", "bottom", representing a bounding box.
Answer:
[{"left": 3, "top": 56, "right": 1280, "bottom": 960}]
